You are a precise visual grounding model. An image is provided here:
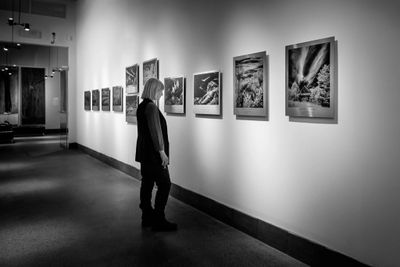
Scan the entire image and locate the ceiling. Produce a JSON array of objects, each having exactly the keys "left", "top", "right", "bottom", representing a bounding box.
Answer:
[{"left": 0, "top": 0, "right": 76, "bottom": 19}]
